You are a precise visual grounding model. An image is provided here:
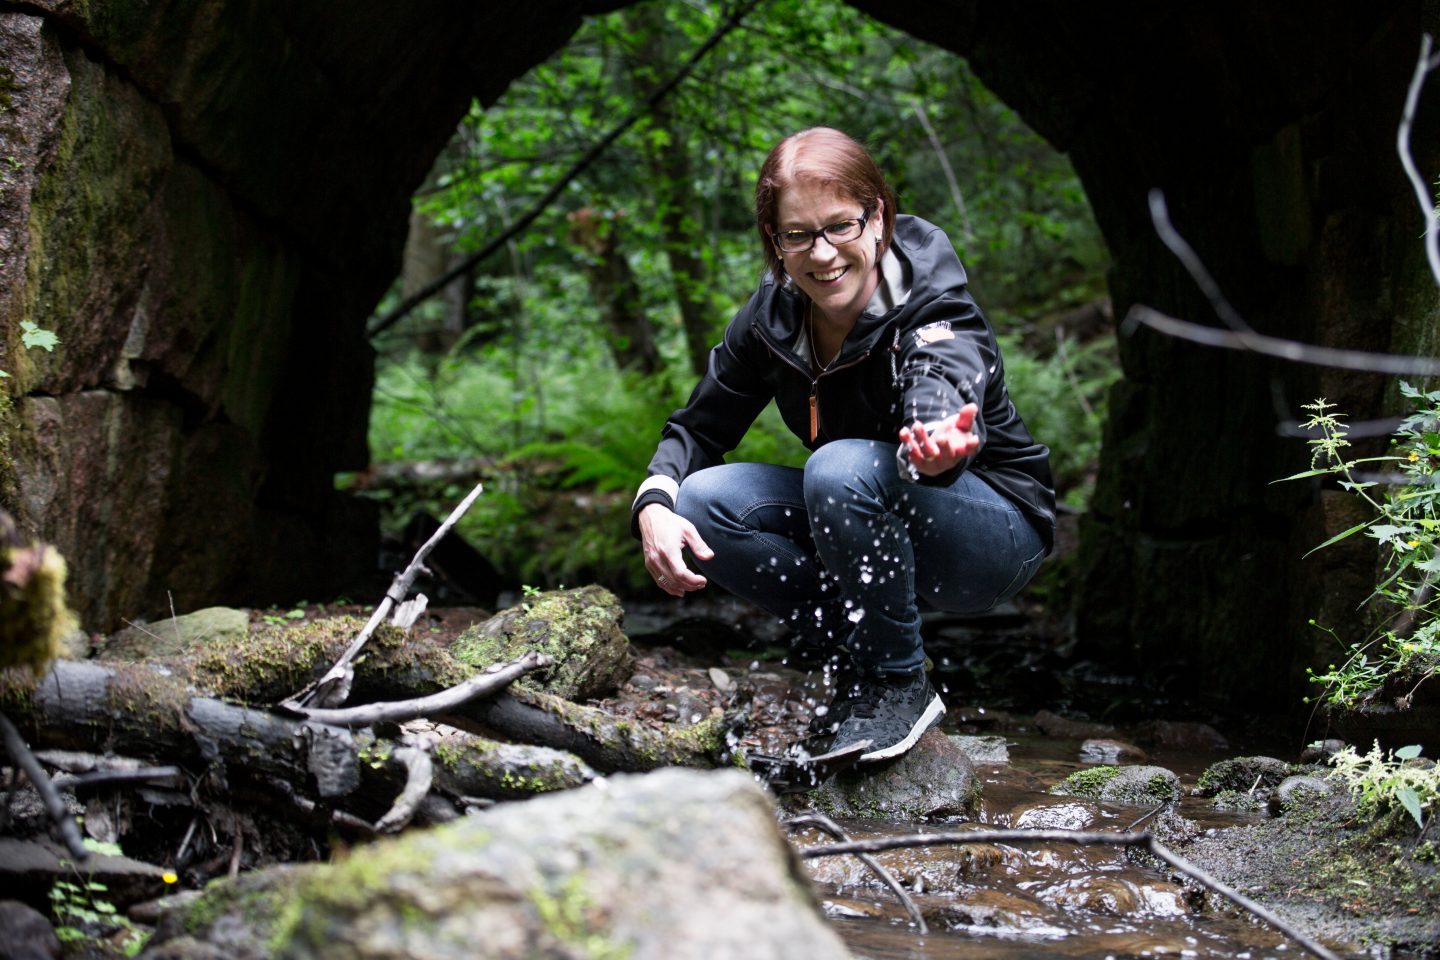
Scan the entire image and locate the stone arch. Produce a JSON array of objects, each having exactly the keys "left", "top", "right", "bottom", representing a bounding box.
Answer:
[{"left": 2, "top": 2, "right": 1435, "bottom": 711}]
